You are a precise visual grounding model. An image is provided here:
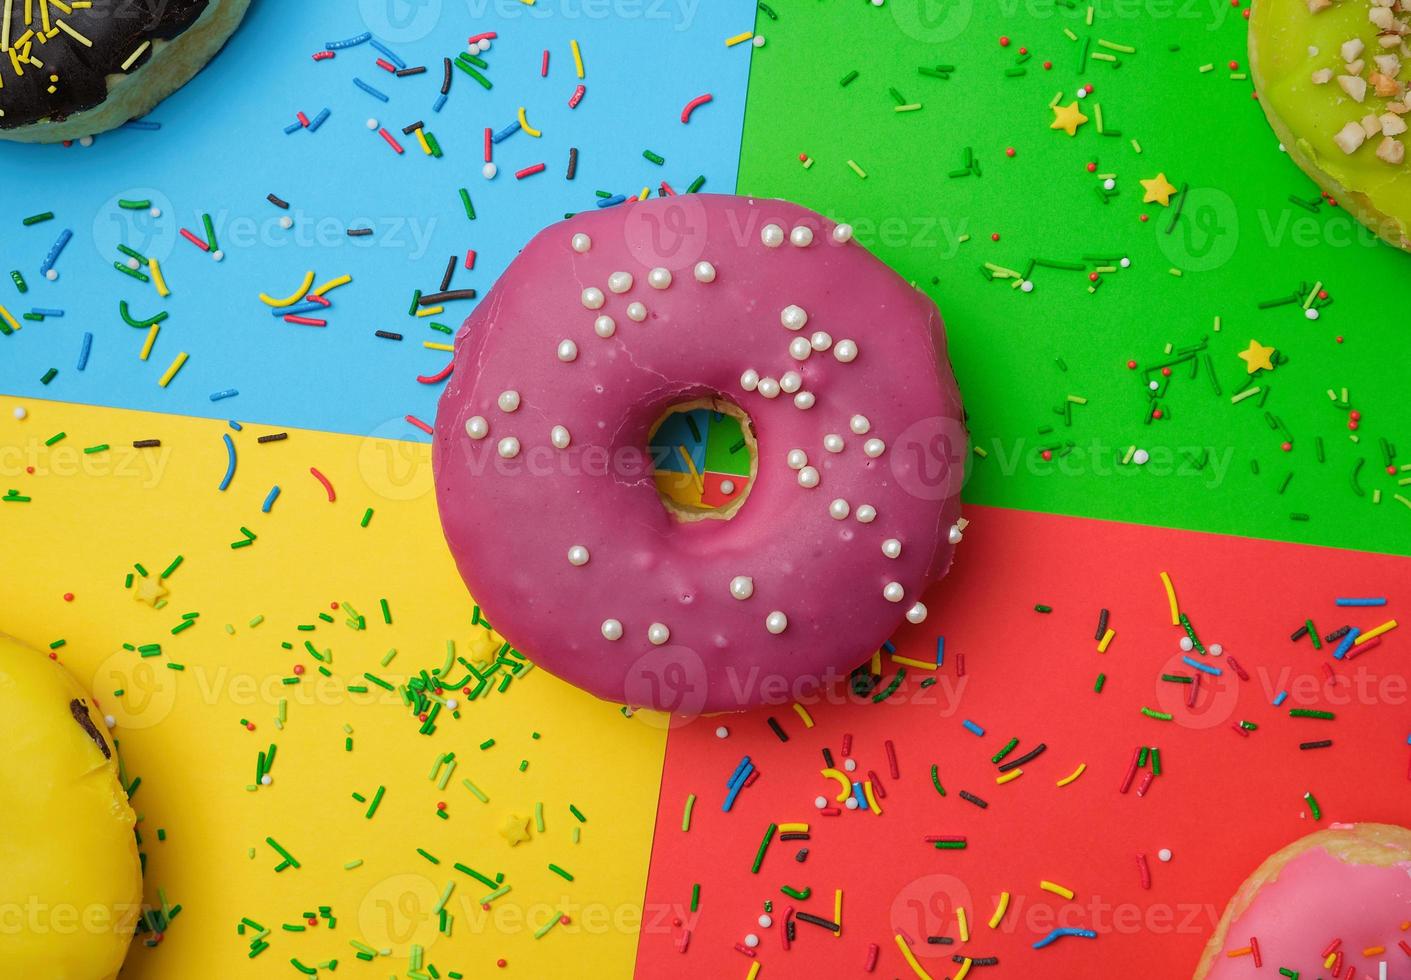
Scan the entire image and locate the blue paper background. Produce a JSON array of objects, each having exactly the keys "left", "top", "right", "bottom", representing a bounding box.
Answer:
[{"left": 0, "top": 0, "right": 756, "bottom": 440}]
